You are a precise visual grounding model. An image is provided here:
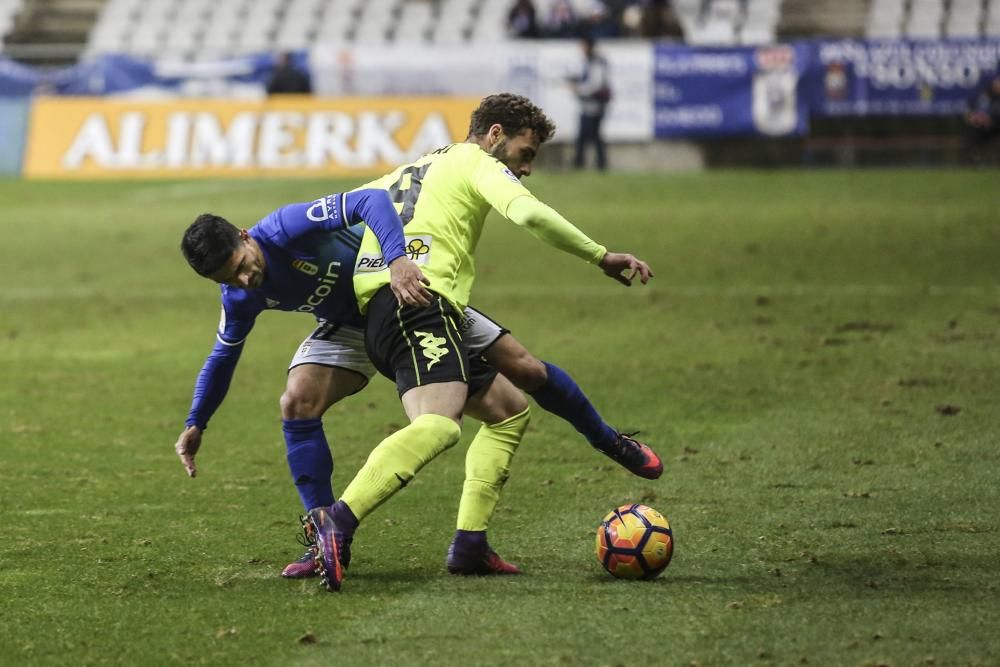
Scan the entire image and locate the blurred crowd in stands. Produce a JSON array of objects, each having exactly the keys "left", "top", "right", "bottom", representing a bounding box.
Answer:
[{"left": 508, "top": 0, "right": 682, "bottom": 40}]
